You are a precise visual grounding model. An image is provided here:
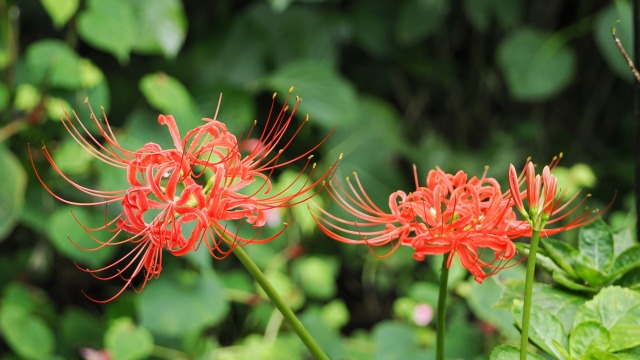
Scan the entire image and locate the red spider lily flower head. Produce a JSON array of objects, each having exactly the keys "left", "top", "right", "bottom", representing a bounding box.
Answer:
[
  {"left": 31, "top": 90, "right": 338, "bottom": 302},
  {"left": 507, "top": 154, "right": 609, "bottom": 235},
  {"left": 313, "top": 165, "right": 525, "bottom": 283}
]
